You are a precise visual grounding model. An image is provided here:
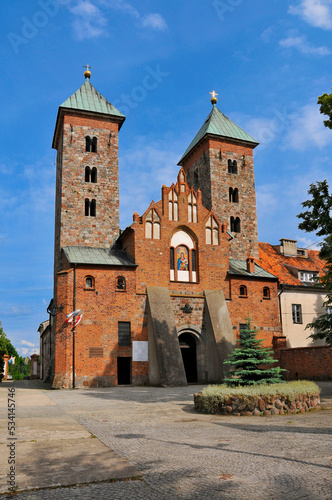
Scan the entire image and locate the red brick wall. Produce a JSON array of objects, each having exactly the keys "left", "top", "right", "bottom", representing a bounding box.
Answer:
[{"left": 280, "top": 346, "right": 332, "bottom": 380}]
